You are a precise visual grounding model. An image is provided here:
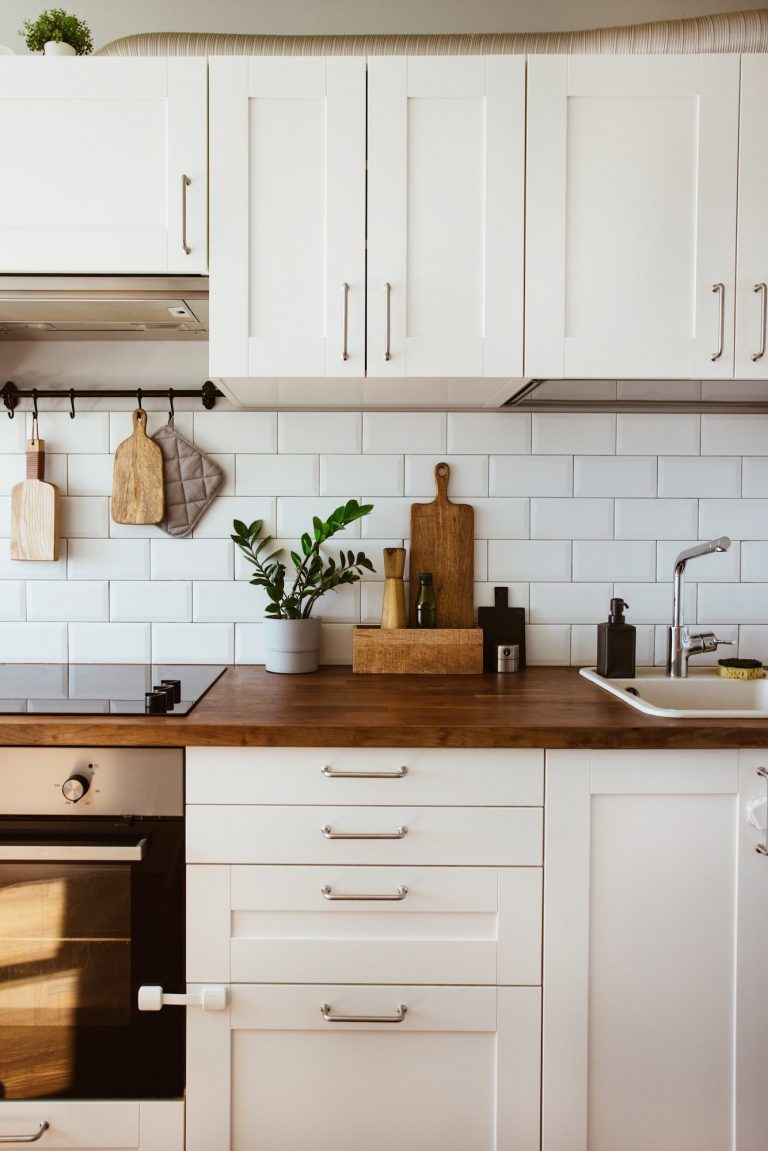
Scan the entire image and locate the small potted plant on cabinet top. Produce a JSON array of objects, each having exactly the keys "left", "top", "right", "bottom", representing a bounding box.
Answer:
[
  {"left": 20, "top": 8, "right": 93, "bottom": 56},
  {"left": 232, "top": 500, "right": 375, "bottom": 673}
]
